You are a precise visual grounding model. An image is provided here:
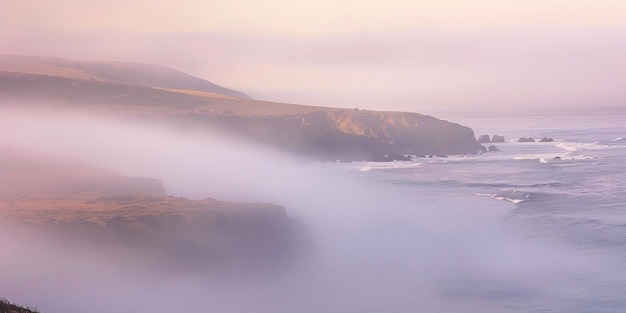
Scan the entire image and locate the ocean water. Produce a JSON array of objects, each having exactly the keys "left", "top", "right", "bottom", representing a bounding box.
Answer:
[{"left": 309, "top": 111, "right": 626, "bottom": 312}]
